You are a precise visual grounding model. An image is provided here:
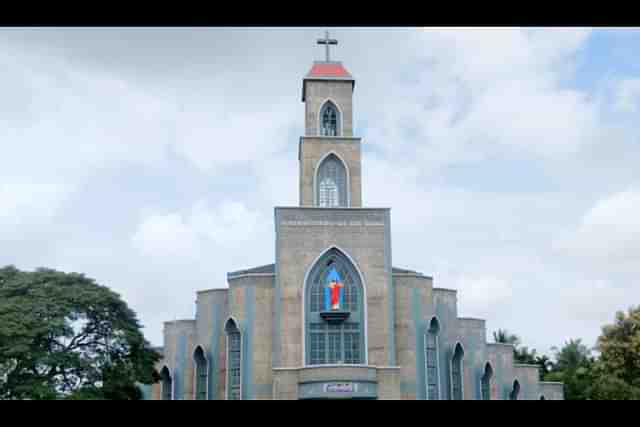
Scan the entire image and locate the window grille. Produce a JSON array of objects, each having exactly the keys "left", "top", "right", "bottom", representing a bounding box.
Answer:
[
  {"left": 425, "top": 318, "right": 440, "bottom": 400},
  {"left": 316, "top": 154, "right": 347, "bottom": 207},
  {"left": 305, "top": 249, "right": 364, "bottom": 365},
  {"left": 226, "top": 321, "right": 241, "bottom": 400},
  {"left": 194, "top": 347, "right": 207, "bottom": 400},
  {"left": 451, "top": 344, "right": 464, "bottom": 400},
  {"left": 320, "top": 102, "right": 339, "bottom": 136}
]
